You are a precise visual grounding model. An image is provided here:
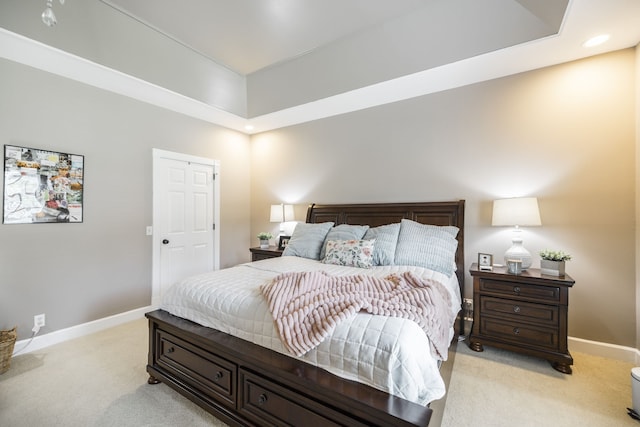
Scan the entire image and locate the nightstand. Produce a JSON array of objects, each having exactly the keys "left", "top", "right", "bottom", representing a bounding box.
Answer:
[
  {"left": 250, "top": 246, "right": 283, "bottom": 261},
  {"left": 468, "top": 263, "right": 575, "bottom": 374}
]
